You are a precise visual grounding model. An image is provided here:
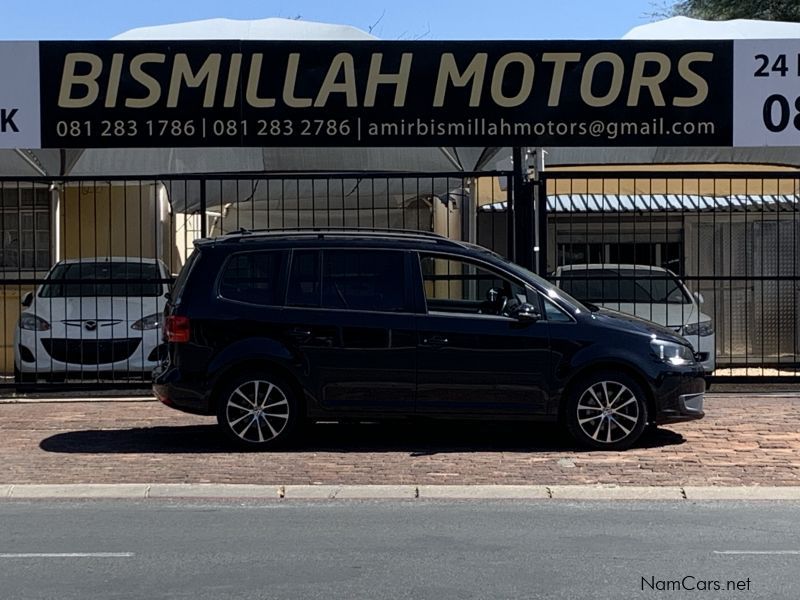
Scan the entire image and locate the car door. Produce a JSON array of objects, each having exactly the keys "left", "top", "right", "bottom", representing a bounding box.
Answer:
[
  {"left": 414, "top": 252, "right": 551, "bottom": 416},
  {"left": 282, "top": 247, "right": 417, "bottom": 415}
]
